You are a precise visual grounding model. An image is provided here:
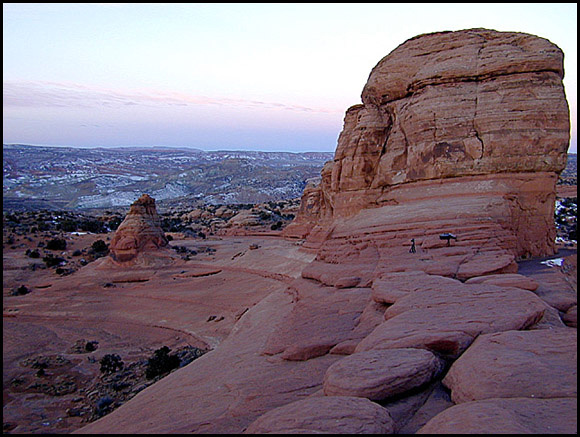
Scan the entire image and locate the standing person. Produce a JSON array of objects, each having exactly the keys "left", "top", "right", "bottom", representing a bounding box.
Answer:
[{"left": 409, "top": 238, "right": 416, "bottom": 253}]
